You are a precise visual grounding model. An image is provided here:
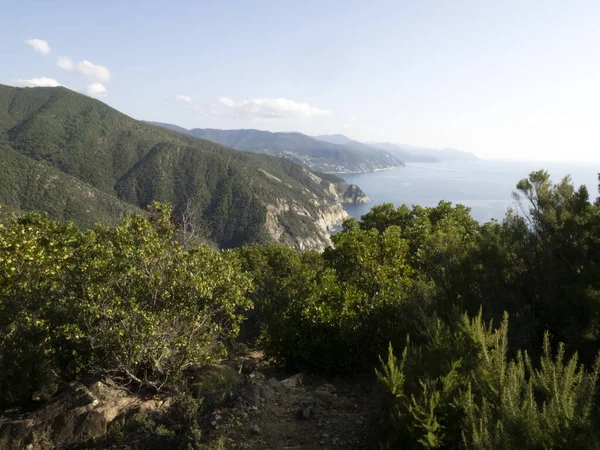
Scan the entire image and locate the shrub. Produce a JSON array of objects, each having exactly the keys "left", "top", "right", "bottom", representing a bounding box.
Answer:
[
  {"left": 238, "top": 225, "right": 420, "bottom": 371},
  {"left": 376, "top": 312, "right": 600, "bottom": 449},
  {"left": 0, "top": 206, "right": 252, "bottom": 406}
]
